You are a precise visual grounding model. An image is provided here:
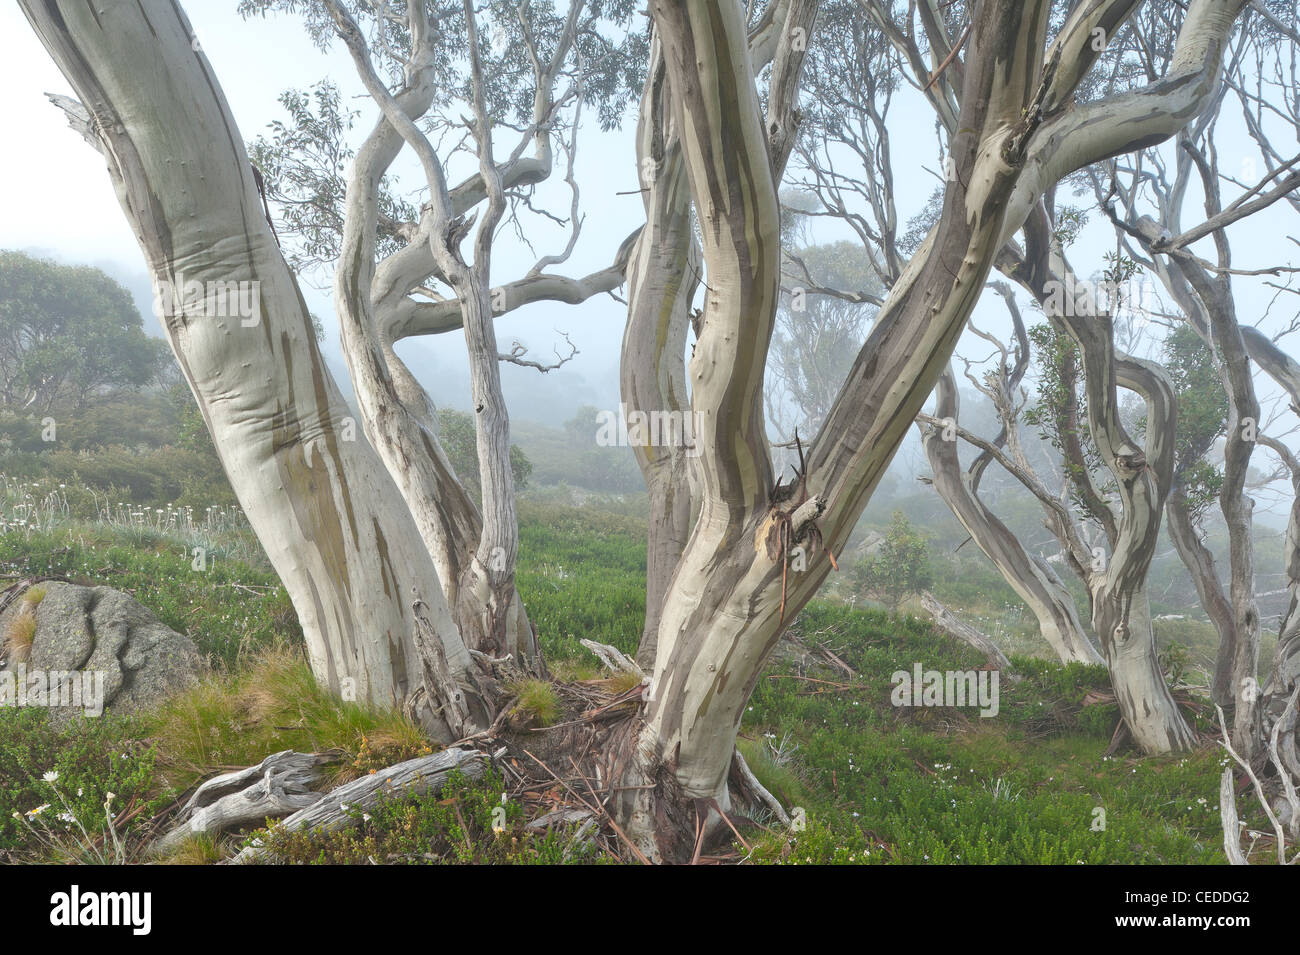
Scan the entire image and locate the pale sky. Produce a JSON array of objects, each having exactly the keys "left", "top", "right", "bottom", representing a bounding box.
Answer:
[{"left": 0, "top": 1, "right": 642, "bottom": 422}]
